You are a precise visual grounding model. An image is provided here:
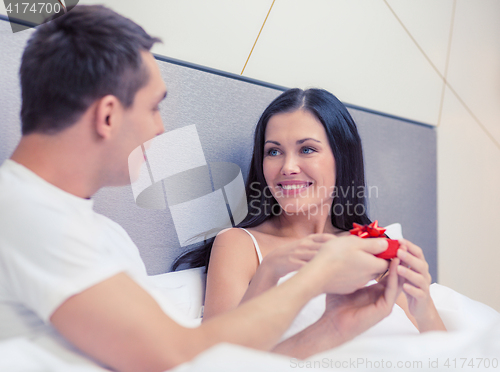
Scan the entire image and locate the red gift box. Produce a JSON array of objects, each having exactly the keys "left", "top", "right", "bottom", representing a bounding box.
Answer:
[{"left": 350, "top": 220, "right": 400, "bottom": 259}]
